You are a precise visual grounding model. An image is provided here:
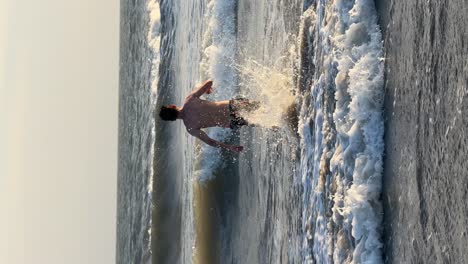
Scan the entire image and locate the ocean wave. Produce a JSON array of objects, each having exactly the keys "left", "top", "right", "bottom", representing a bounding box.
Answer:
[
  {"left": 195, "top": 0, "right": 238, "bottom": 183},
  {"left": 298, "top": 0, "right": 385, "bottom": 263},
  {"left": 147, "top": 0, "right": 161, "bottom": 260},
  {"left": 147, "top": 0, "right": 160, "bottom": 196}
]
